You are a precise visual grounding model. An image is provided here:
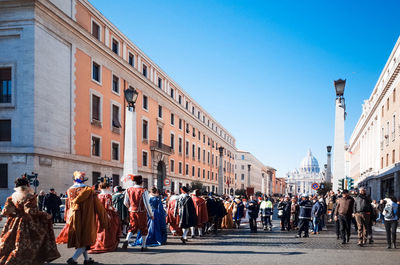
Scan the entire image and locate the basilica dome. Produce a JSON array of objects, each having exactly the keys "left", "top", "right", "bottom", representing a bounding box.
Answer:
[{"left": 300, "top": 149, "right": 320, "bottom": 173}]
